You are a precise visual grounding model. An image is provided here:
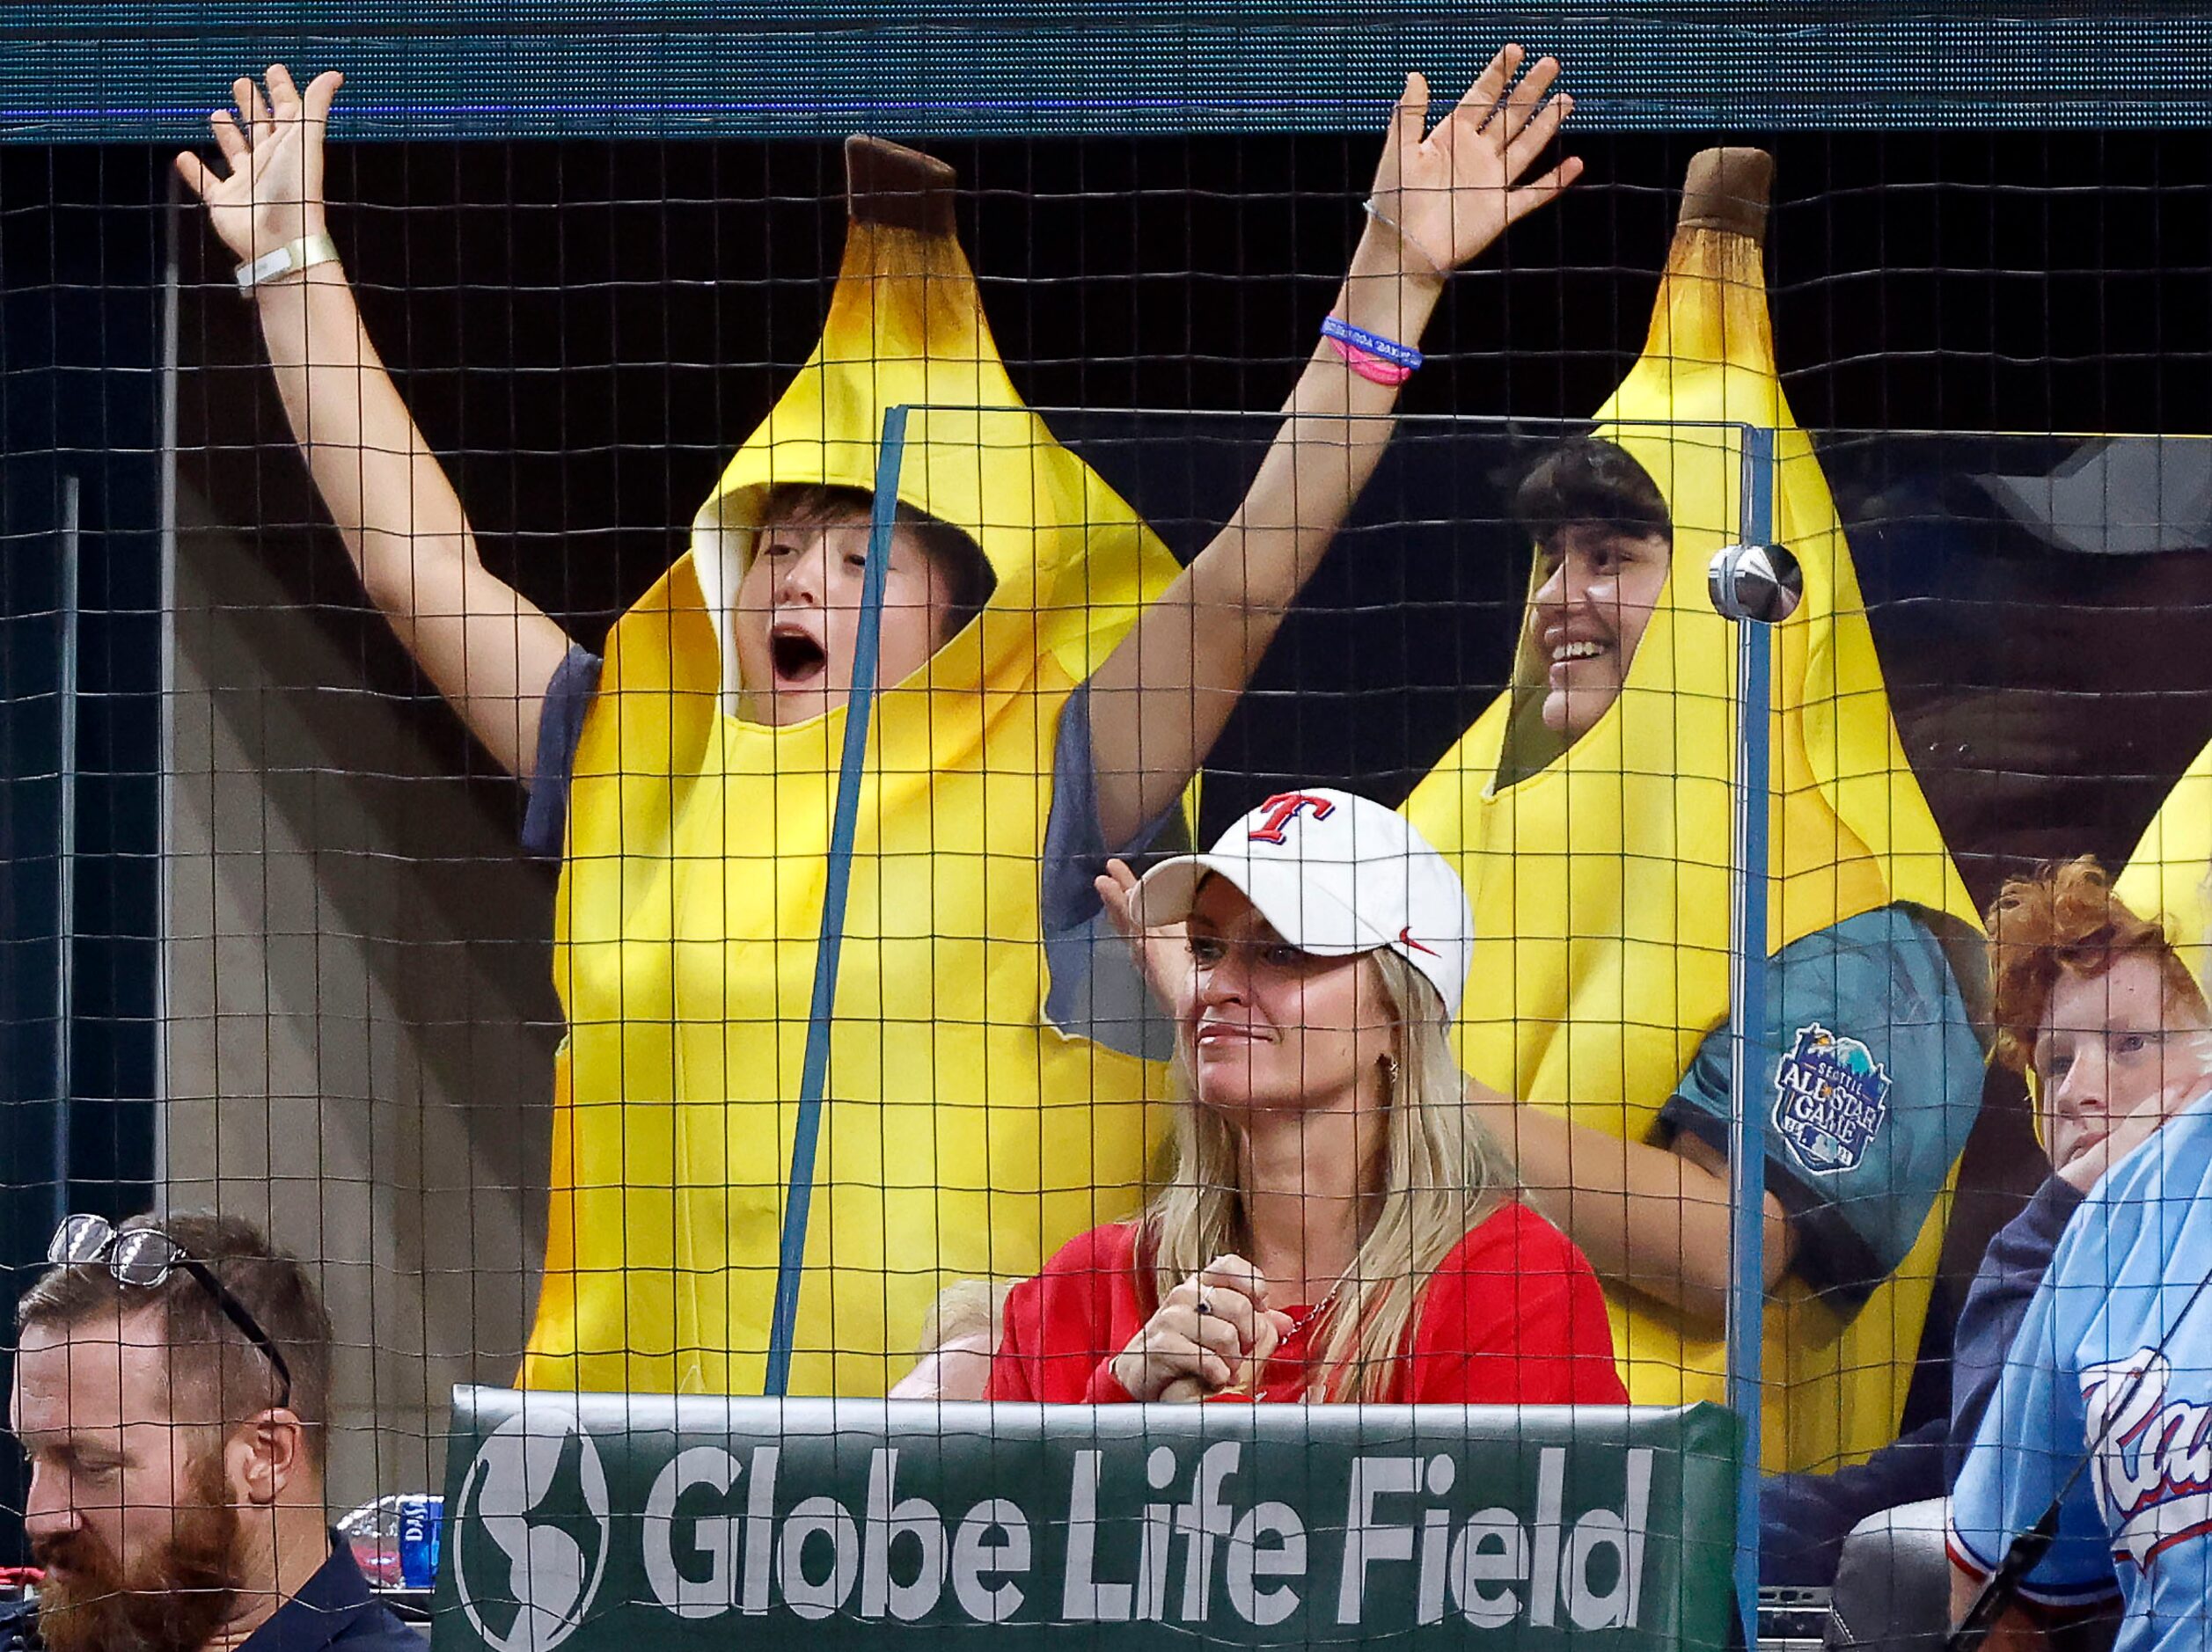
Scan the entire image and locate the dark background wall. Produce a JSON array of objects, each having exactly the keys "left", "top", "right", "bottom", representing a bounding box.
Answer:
[
  {"left": 0, "top": 146, "right": 164, "bottom": 1306},
  {"left": 1, "top": 145, "right": 165, "bottom": 1551}
]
